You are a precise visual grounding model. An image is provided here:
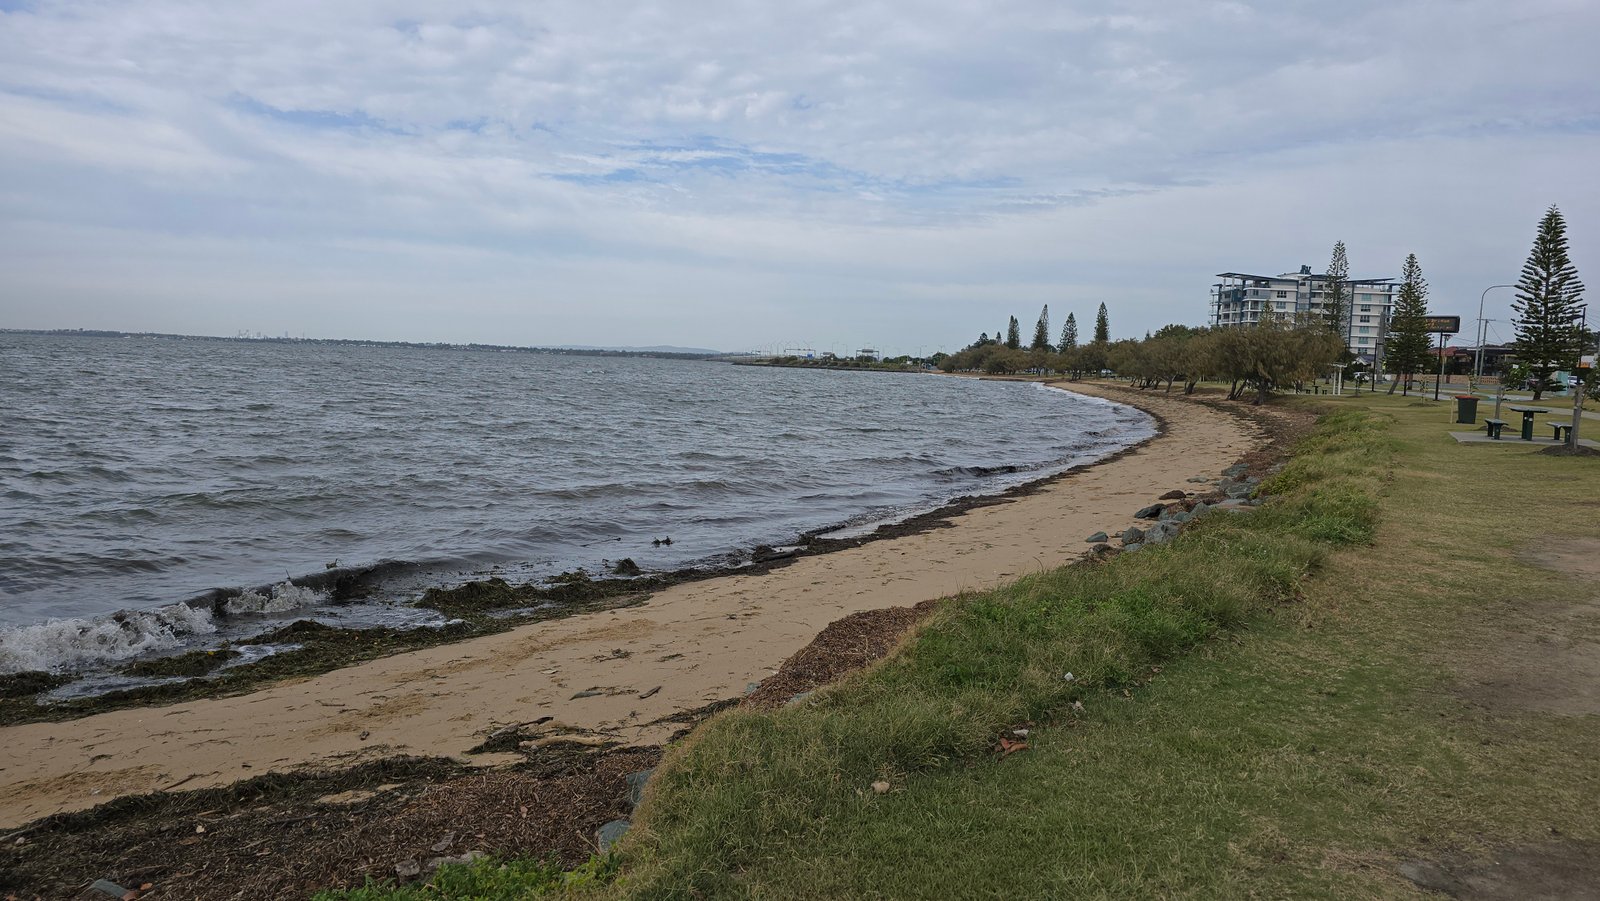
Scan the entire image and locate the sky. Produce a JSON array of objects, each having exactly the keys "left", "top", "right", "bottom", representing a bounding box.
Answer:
[{"left": 1, "top": 0, "right": 1597, "bottom": 355}]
